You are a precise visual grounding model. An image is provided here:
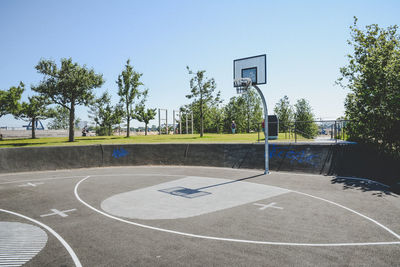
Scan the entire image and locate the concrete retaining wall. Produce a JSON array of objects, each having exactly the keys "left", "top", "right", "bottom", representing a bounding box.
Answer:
[
  {"left": 0, "top": 143, "right": 398, "bottom": 188},
  {"left": 0, "top": 146, "right": 102, "bottom": 172}
]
